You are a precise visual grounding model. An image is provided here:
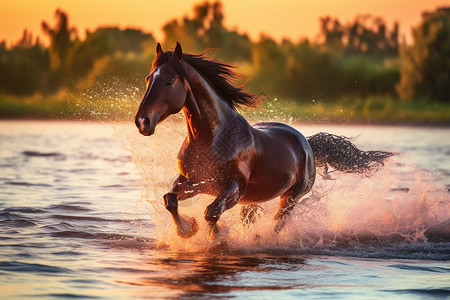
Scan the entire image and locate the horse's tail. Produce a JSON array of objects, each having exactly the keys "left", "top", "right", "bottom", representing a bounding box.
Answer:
[{"left": 307, "top": 132, "right": 394, "bottom": 174}]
